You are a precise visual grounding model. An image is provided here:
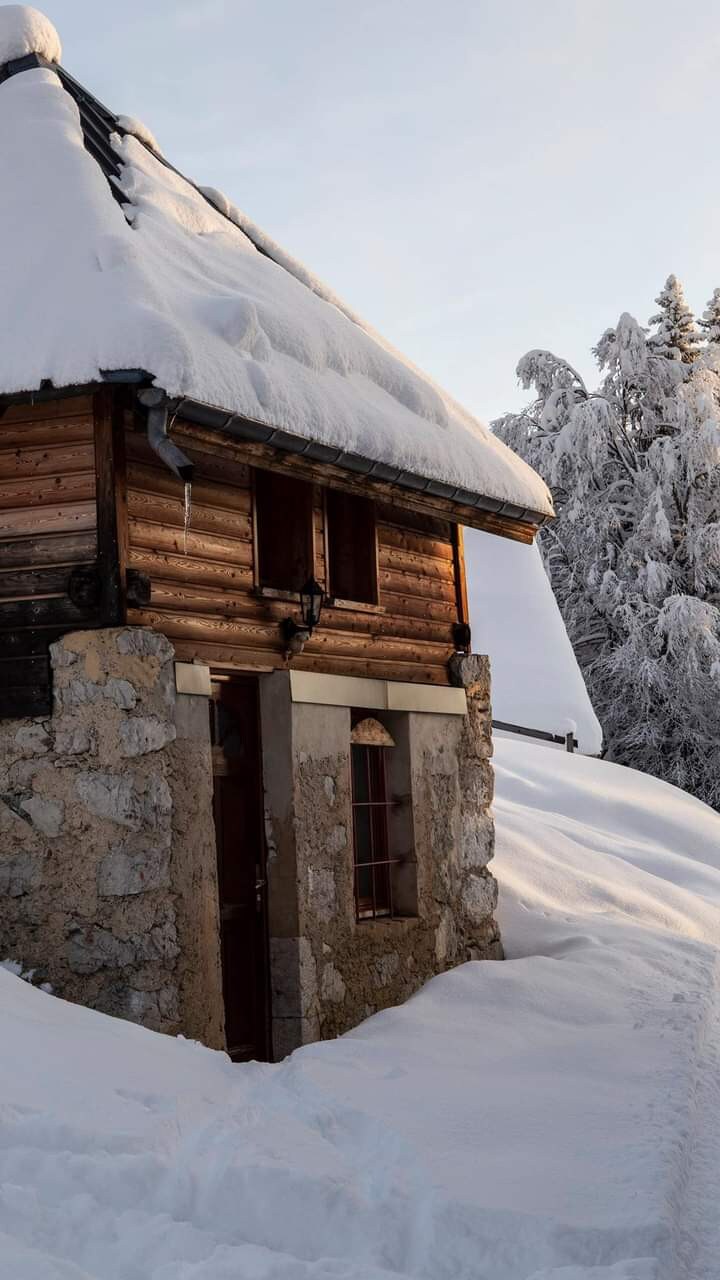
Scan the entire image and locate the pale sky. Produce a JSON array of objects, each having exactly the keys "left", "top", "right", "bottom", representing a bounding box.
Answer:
[{"left": 43, "top": 0, "right": 720, "bottom": 422}]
